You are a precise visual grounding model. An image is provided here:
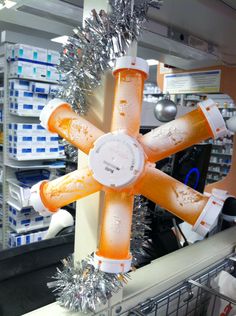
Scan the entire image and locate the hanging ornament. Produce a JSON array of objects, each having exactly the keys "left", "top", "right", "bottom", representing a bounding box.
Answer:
[{"left": 154, "top": 93, "right": 177, "bottom": 122}]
